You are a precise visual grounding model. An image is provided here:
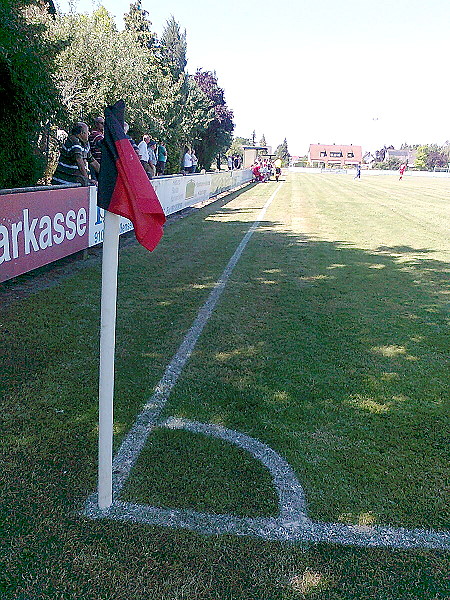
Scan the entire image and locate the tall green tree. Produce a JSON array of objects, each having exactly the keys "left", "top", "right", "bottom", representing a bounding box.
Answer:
[
  {"left": 123, "top": 1, "right": 156, "bottom": 49},
  {"left": 193, "top": 69, "right": 234, "bottom": 170},
  {"left": 415, "top": 146, "right": 428, "bottom": 170},
  {"left": 0, "top": 0, "right": 63, "bottom": 187},
  {"left": 51, "top": 8, "right": 160, "bottom": 127},
  {"left": 276, "top": 138, "right": 290, "bottom": 166},
  {"left": 160, "top": 16, "right": 187, "bottom": 80}
]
